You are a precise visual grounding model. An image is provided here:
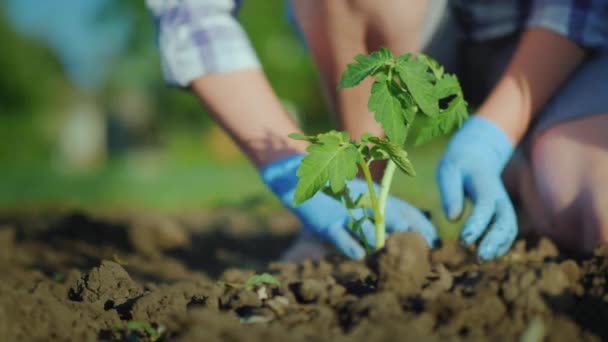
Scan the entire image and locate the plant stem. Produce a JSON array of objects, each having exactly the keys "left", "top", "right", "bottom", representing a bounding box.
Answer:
[
  {"left": 357, "top": 159, "right": 383, "bottom": 250},
  {"left": 376, "top": 159, "right": 399, "bottom": 247},
  {"left": 378, "top": 159, "right": 397, "bottom": 221}
]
